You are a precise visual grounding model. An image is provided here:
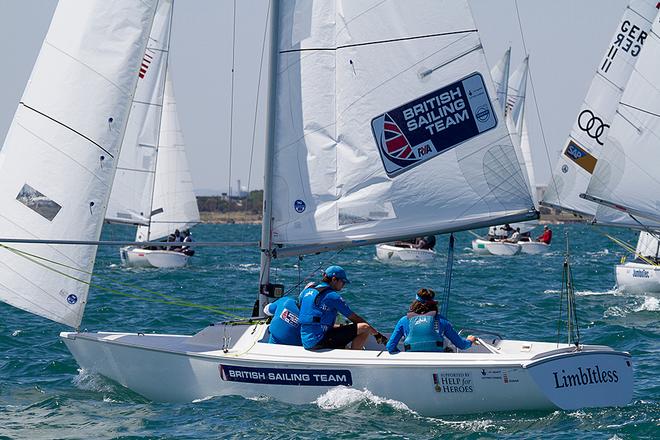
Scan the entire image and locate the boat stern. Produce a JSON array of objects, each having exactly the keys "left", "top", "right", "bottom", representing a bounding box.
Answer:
[{"left": 525, "top": 349, "right": 633, "bottom": 410}]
